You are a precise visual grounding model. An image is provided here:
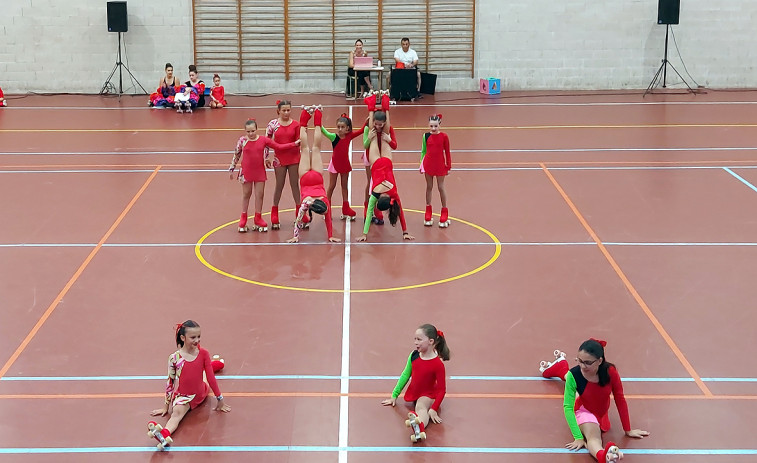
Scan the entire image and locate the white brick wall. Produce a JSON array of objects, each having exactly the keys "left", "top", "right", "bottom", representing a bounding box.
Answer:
[
  {"left": 1, "top": 0, "right": 755, "bottom": 93},
  {"left": 1, "top": 0, "right": 193, "bottom": 93}
]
